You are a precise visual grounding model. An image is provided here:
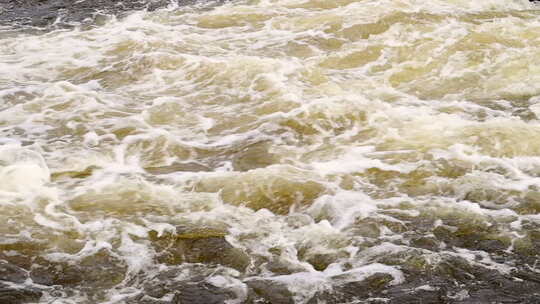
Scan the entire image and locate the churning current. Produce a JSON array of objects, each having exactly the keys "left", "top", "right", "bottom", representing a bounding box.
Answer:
[{"left": 2, "top": 0, "right": 540, "bottom": 303}]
